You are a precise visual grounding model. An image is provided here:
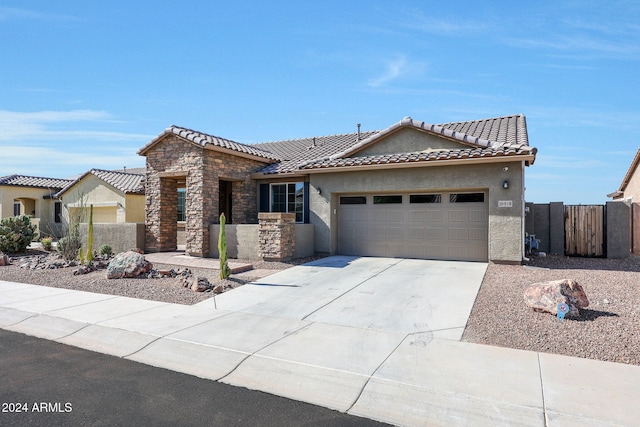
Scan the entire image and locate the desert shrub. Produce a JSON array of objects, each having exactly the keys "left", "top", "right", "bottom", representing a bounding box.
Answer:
[
  {"left": 57, "top": 233, "right": 82, "bottom": 261},
  {"left": 99, "top": 244, "right": 113, "bottom": 257},
  {"left": 0, "top": 215, "right": 37, "bottom": 253},
  {"left": 41, "top": 236, "right": 53, "bottom": 251}
]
